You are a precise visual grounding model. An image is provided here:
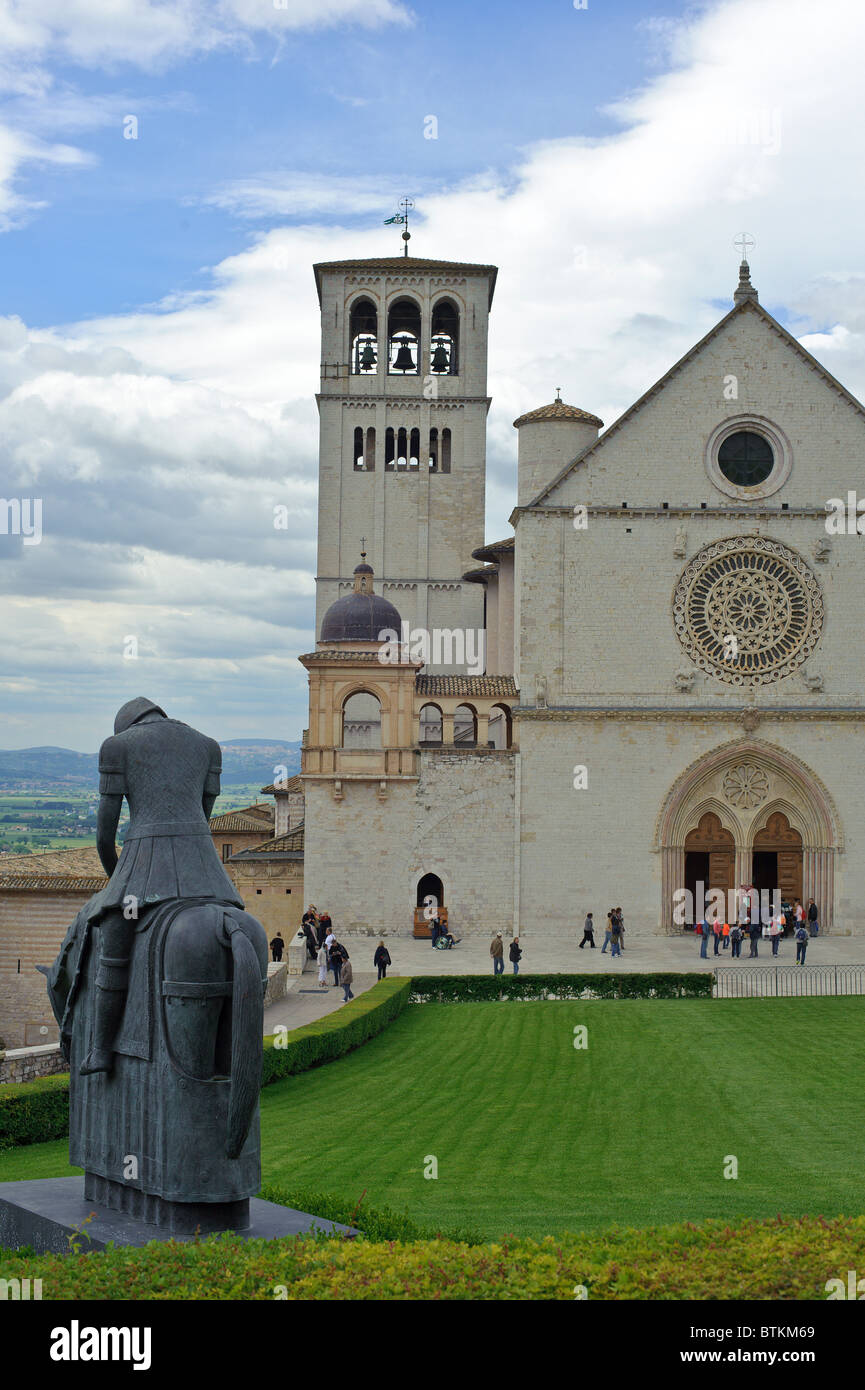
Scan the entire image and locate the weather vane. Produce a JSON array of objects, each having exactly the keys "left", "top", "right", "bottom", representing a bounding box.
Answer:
[
  {"left": 384, "top": 197, "right": 414, "bottom": 257},
  {"left": 733, "top": 232, "right": 756, "bottom": 264}
]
